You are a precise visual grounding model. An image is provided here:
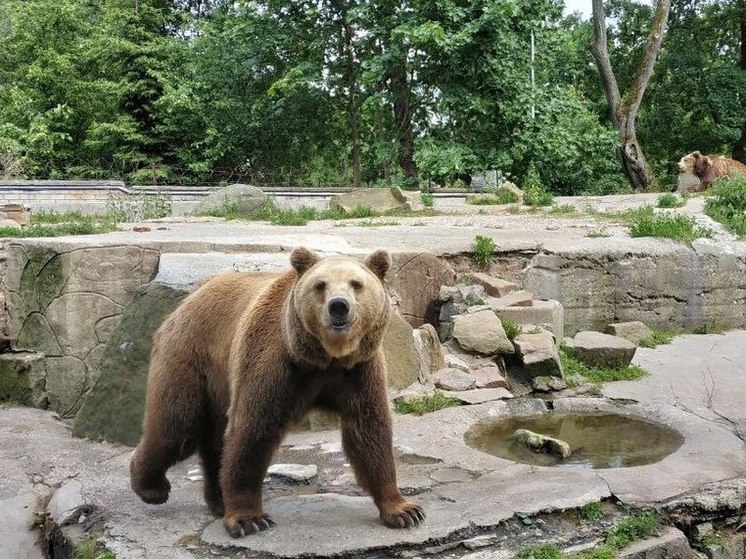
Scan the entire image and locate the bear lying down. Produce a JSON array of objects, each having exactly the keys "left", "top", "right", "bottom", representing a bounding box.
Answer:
[{"left": 130, "top": 247, "right": 424, "bottom": 537}]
